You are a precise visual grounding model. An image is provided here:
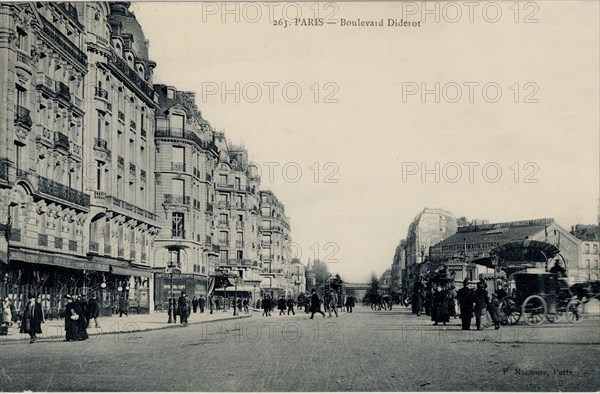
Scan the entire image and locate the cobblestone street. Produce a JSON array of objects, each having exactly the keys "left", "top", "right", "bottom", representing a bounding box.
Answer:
[{"left": 1, "top": 305, "right": 599, "bottom": 392}]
